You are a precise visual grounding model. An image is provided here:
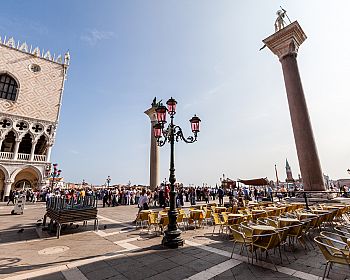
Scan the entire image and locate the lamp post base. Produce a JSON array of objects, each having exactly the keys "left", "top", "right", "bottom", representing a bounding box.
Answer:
[{"left": 162, "top": 228, "right": 183, "bottom": 249}]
